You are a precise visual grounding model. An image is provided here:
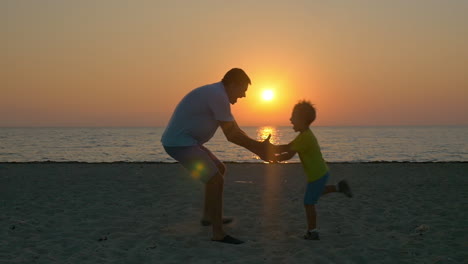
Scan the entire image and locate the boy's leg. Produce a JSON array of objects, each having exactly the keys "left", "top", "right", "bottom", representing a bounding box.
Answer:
[
  {"left": 304, "top": 204, "right": 320, "bottom": 240},
  {"left": 304, "top": 204, "right": 317, "bottom": 230},
  {"left": 337, "top": 180, "right": 353, "bottom": 197},
  {"left": 322, "top": 185, "right": 337, "bottom": 195},
  {"left": 321, "top": 181, "right": 353, "bottom": 198},
  {"left": 303, "top": 178, "right": 326, "bottom": 240}
]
